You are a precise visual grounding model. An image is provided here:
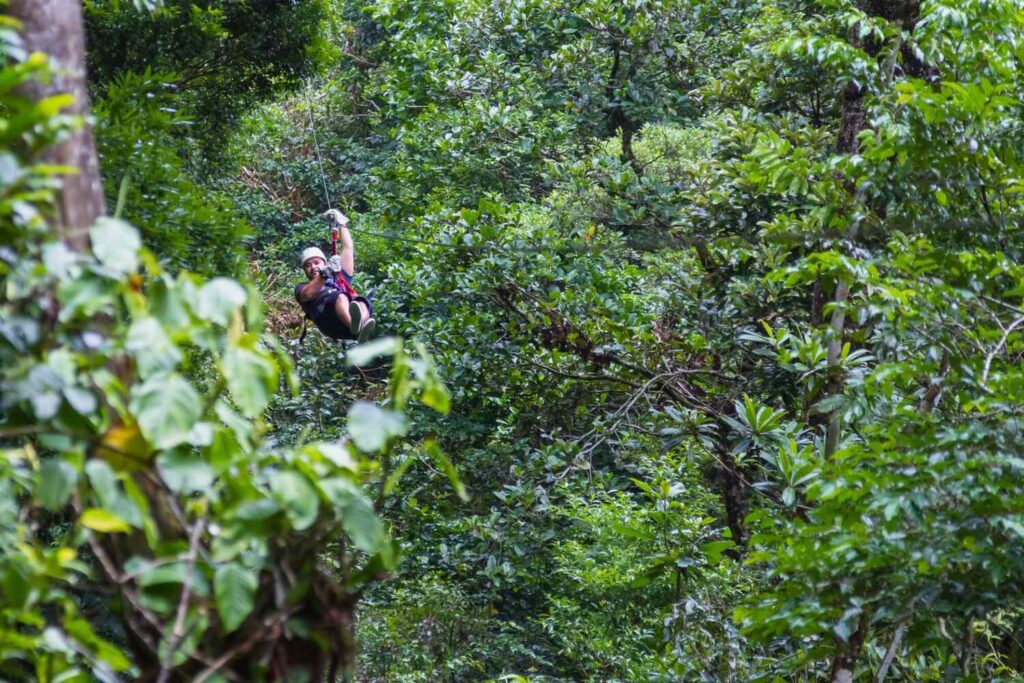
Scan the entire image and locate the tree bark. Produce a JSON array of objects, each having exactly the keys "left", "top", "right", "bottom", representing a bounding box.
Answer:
[
  {"left": 830, "top": 614, "right": 869, "bottom": 683},
  {"left": 823, "top": 0, "right": 922, "bottom": 457},
  {"left": 823, "top": 2, "right": 921, "bottom": 676},
  {"left": 605, "top": 41, "right": 639, "bottom": 174},
  {"left": 823, "top": 278, "right": 850, "bottom": 459},
  {"left": 719, "top": 448, "right": 749, "bottom": 547},
  {"left": 10, "top": 0, "right": 105, "bottom": 248}
]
